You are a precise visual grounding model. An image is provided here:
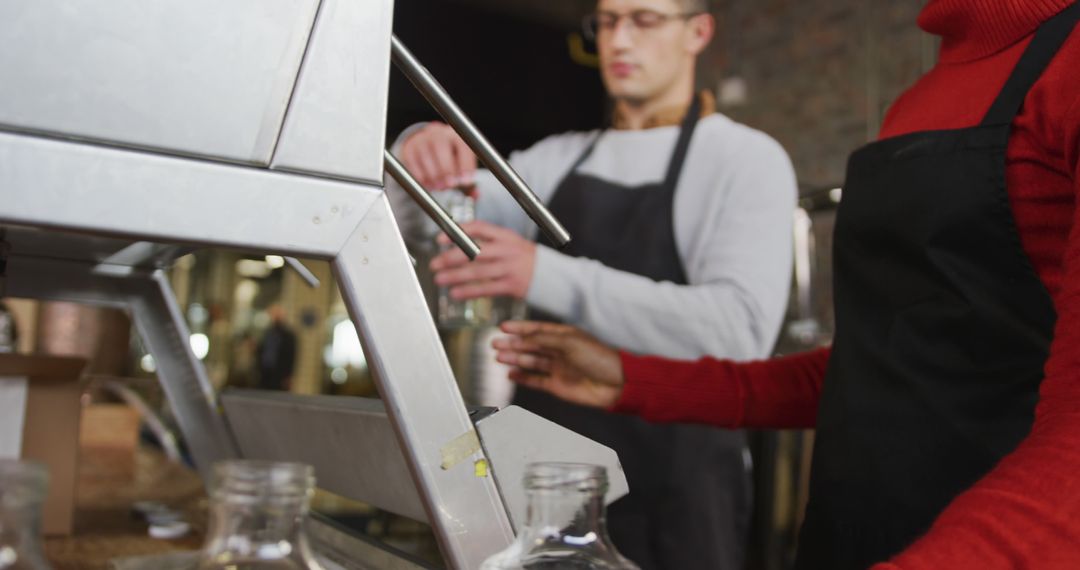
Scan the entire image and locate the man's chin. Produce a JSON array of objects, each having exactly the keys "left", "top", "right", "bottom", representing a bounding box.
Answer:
[
  {"left": 609, "top": 93, "right": 650, "bottom": 107},
  {"left": 604, "top": 85, "right": 649, "bottom": 104}
]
